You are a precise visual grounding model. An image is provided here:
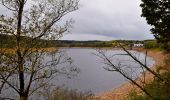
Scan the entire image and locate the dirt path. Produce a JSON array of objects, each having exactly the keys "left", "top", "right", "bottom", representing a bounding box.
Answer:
[{"left": 98, "top": 49, "right": 166, "bottom": 100}]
